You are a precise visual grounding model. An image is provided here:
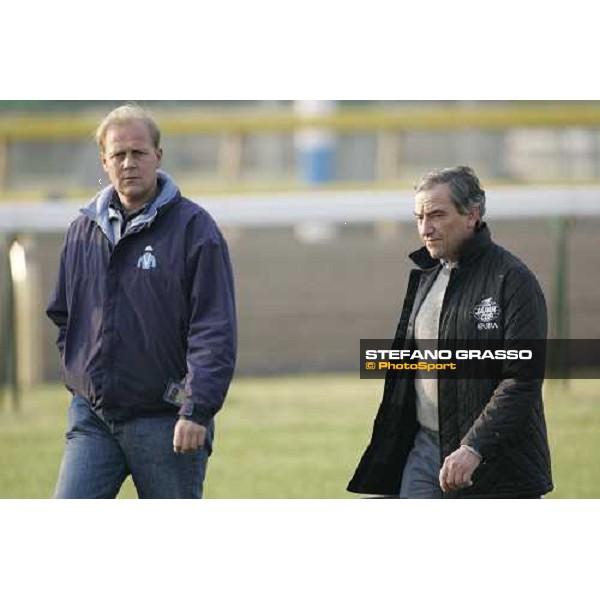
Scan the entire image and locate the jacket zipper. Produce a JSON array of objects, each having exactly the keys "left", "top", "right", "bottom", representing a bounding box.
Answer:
[{"left": 437, "top": 265, "right": 458, "bottom": 496}]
